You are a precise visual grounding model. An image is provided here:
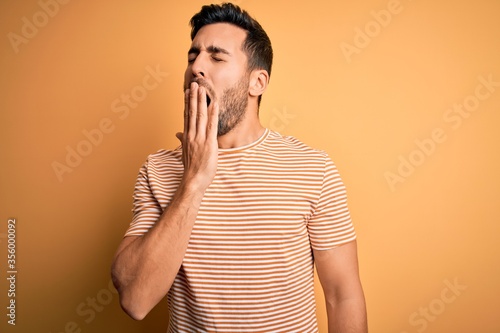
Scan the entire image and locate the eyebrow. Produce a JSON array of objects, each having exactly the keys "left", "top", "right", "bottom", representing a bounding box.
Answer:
[{"left": 188, "top": 45, "right": 232, "bottom": 56}]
